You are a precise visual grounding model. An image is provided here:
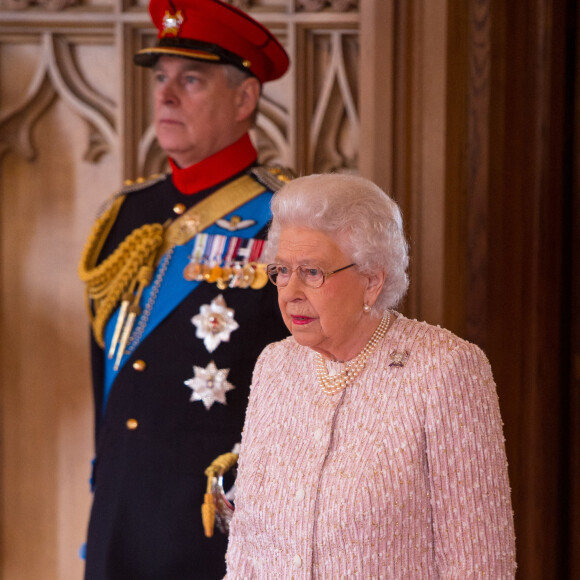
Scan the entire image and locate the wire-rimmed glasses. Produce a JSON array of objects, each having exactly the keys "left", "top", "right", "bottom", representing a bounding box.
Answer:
[{"left": 266, "top": 263, "right": 356, "bottom": 289}]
